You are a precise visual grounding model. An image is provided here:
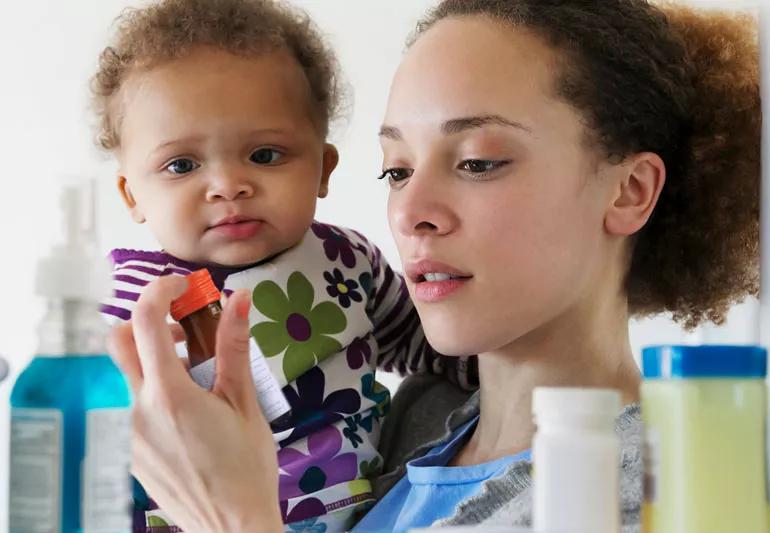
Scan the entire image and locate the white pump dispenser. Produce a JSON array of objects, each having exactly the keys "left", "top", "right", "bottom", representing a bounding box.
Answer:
[{"left": 35, "top": 181, "right": 112, "bottom": 355}]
